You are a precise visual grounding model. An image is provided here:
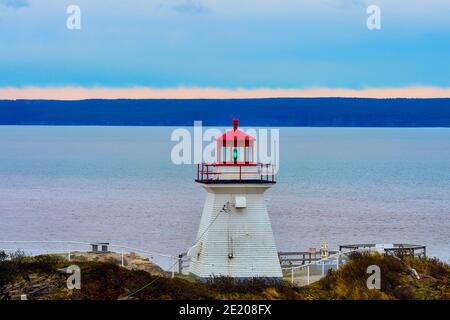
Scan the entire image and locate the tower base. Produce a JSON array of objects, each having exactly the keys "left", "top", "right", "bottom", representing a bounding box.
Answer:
[{"left": 188, "top": 183, "right": 283, "bottom": 279}]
